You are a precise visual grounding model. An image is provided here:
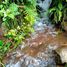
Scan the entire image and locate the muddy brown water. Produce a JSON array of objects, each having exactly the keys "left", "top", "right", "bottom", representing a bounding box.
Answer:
[{"left": 22, "top": 32, "right": 67, "bottom": 56}]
